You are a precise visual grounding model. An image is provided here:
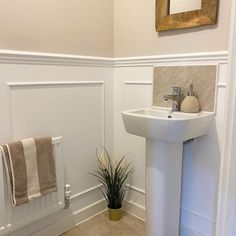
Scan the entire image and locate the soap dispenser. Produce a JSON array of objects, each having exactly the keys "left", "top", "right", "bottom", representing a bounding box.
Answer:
[{"left": 180, "top": 84, "right": 200, "bottom": 113}]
